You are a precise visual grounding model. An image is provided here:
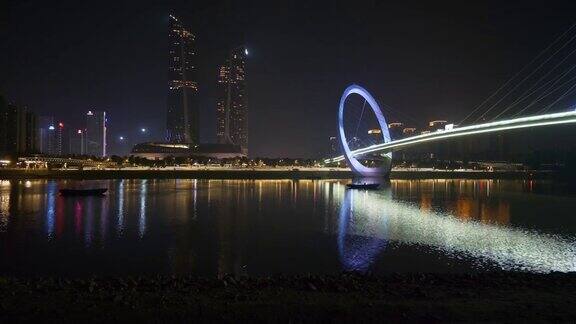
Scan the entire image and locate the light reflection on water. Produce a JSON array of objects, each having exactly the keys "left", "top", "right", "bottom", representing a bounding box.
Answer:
[
  {"left": 0, "top": 179, "right": 574, "bottom": 276},
  {"left": 338, "top": 185, "right": 576, "bottom": 273},
  {"left": 139, "top": 179, "right": 147, "bottom": 238}
]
